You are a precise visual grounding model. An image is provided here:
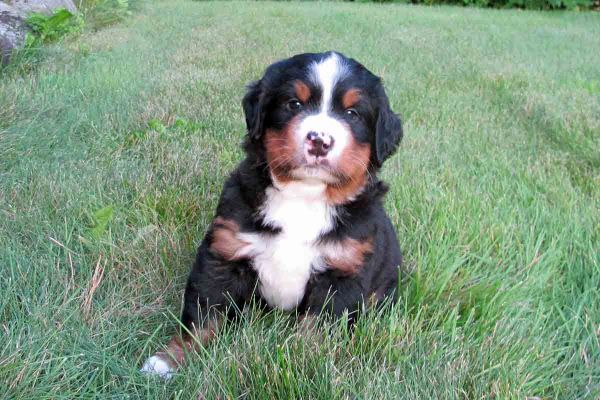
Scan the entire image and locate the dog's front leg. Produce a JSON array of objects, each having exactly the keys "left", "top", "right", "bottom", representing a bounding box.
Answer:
[
  {"left": 141, "top": 216, "right": 259, "bottom": 379},
  {"left": 140, "top": 315, "right": 221, "bottom": 380}
]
